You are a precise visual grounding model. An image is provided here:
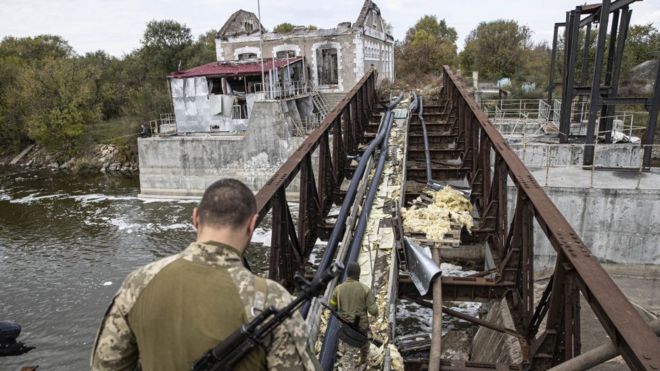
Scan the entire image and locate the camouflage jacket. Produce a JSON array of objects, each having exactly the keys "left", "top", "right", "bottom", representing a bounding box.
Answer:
[{"left": 91, "top": 241, "right": 319, "bottom": 371}]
